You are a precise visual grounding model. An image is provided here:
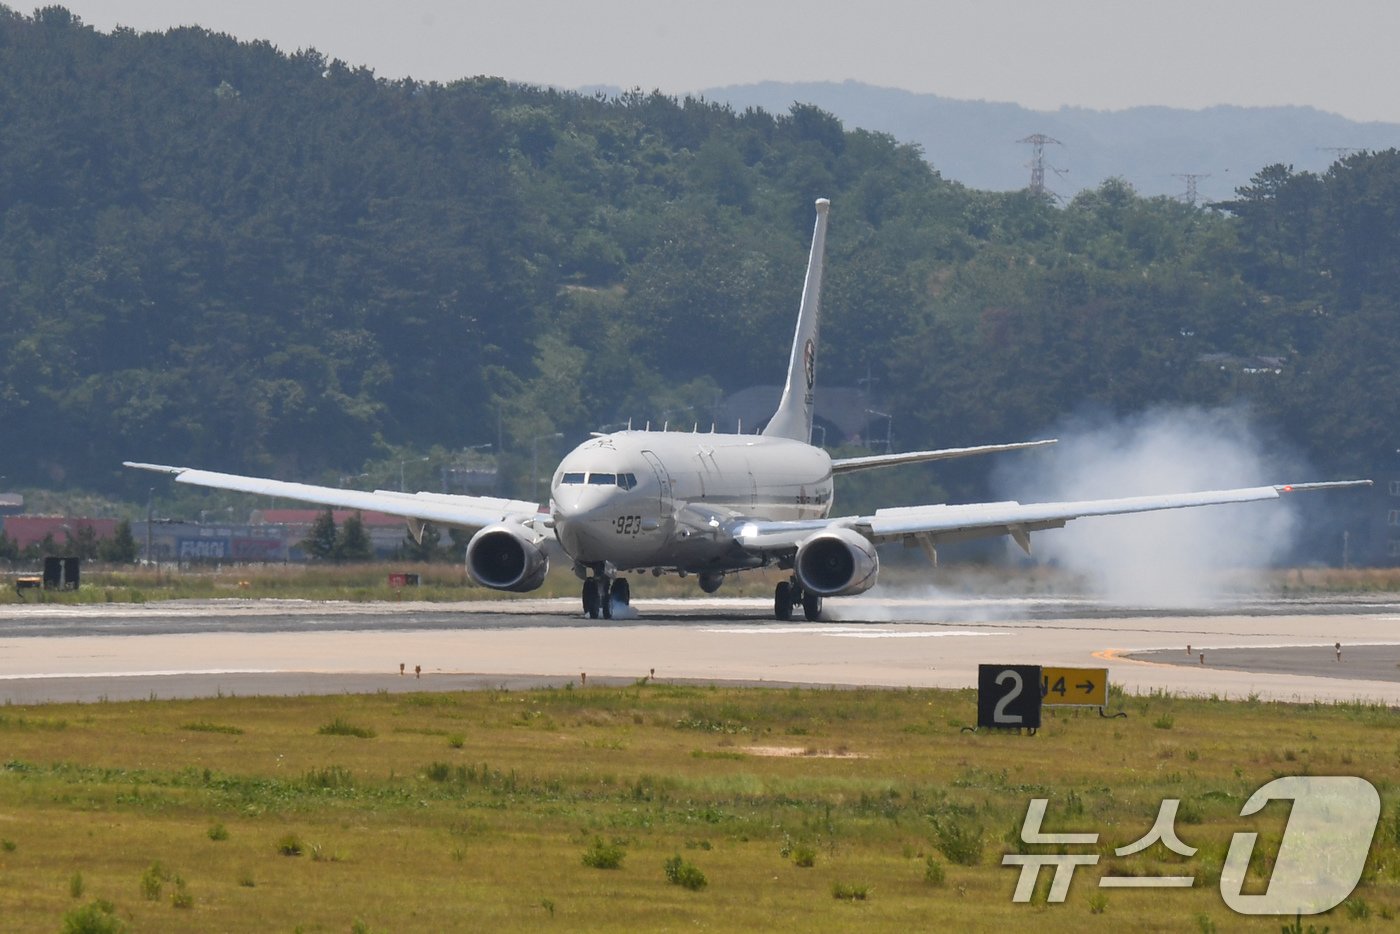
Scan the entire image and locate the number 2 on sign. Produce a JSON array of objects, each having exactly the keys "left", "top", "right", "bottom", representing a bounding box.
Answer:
[{"left": 994, "top": 669, "right": 1025, "bottom": 724}]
